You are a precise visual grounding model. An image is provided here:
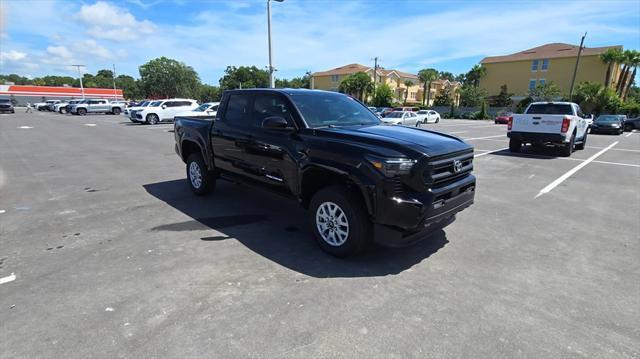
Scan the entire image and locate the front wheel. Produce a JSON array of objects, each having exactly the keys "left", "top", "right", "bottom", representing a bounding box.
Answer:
[
  {"left": 146, "top": 114, "right": 159, "bottom": 125},
  {"left": 112, "top": 107, "right": 121, "bottom": 115},
  {"left": 509, "top": 138, "right": 522, "bottom": 152},
  {"left": 435, "top": 117, "right": 440, "bottom": 123},
  {"left": 186, "top": 153, "right": 215, "bottom": 195},
  {"left": 309, "top": 185, "right": 371, "bottom": 257}
]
